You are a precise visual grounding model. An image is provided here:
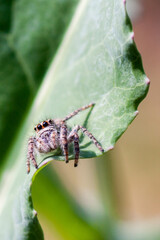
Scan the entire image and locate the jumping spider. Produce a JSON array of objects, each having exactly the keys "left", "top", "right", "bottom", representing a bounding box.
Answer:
[{"left": 27, "top": 103, "right": 104, "bottom": 173}]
